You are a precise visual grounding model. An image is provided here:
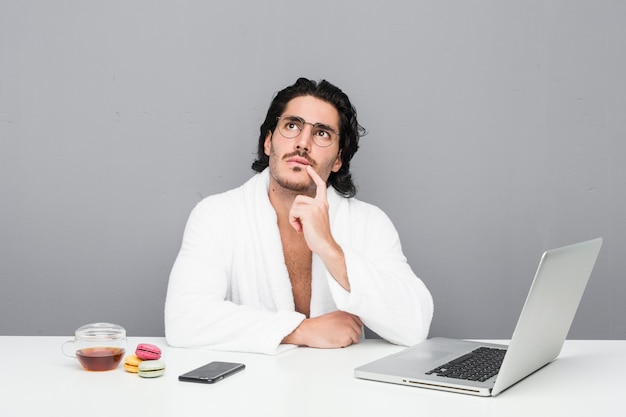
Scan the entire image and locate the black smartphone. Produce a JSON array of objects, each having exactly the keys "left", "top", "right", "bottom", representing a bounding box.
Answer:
[{"left": 178, "top": 361, "right": 246, "bottom": 384}]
